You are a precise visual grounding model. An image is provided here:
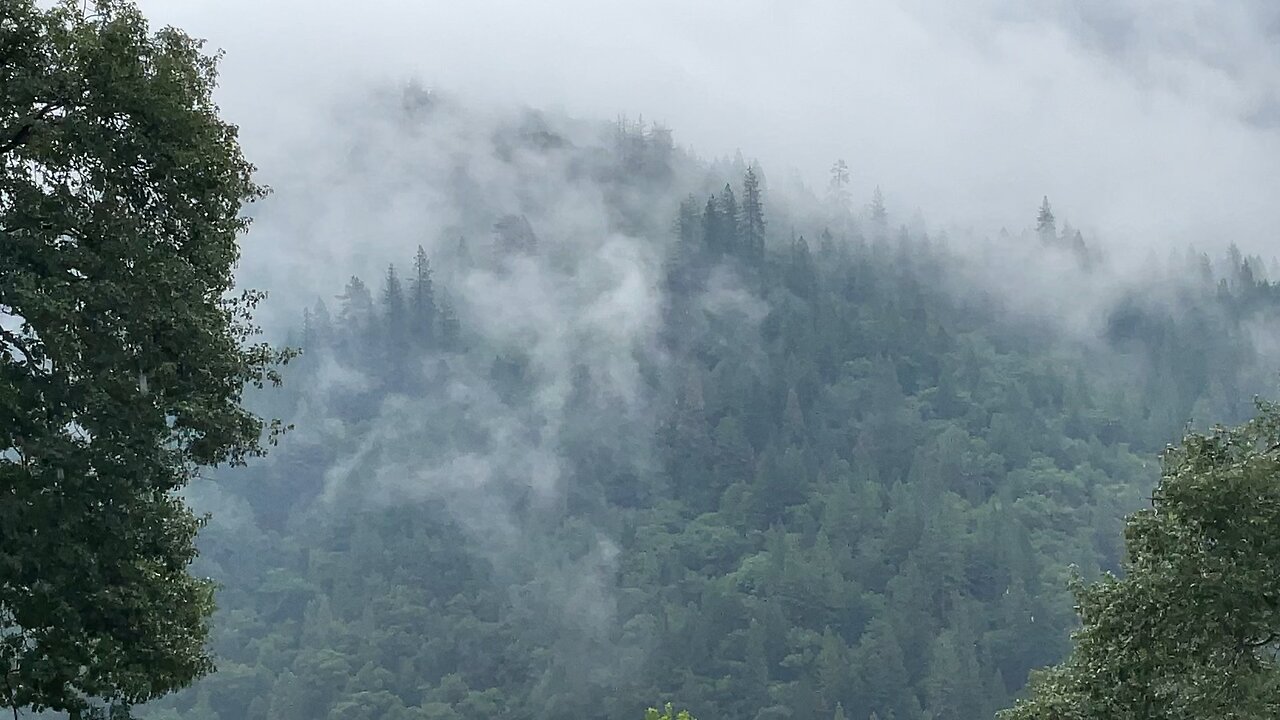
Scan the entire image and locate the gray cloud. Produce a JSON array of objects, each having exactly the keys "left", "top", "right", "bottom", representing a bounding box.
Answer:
[{"left": 138, "top": 0, "right": 1280, "bottom": 265}]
